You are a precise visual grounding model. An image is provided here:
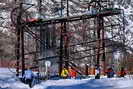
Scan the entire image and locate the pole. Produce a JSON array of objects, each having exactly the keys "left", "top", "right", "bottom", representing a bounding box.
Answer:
[
  {"left": 96, "top": 16, "right": 104, "bottom": 79},
  {"left": 16, "top": 25, "right": 20, "bottom": 76},
  {"left": 18, "top": 2, "right": 25, "bottom": 76},
  {"left": 59, "top": 23, "right": 63, "bottom": 76},
  {"left": 67, "top": 0, "right": 69, "bottom": 17},
  {"left": 64, "top": 22, "right": 69, "bottom": 69},
  {"left": 21, "top": 27, "right": 25, "bottom": 76},
  {"left": 59, "top": 0, "right": 64, "bottom": 76},
  {"left": 60, "top": 0, "right": 63, "bottom": 16},
  {"left": 65, "top": 0, "right": 69, "bottom": 69},
  {"left": 85, "top": 64, "right": 89, "bottom": 76},
  {"left": 38, "top": 0, "right": 42, "bottom": 19},
  {"left": 101, "top": 18, "right": 106, "bottom": 75},
  {"left": 16, "top": 2, "right": 23, "bottom": 76},
  {"left": 96, "top": 17, "right": 101, "bottom": 70}
]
